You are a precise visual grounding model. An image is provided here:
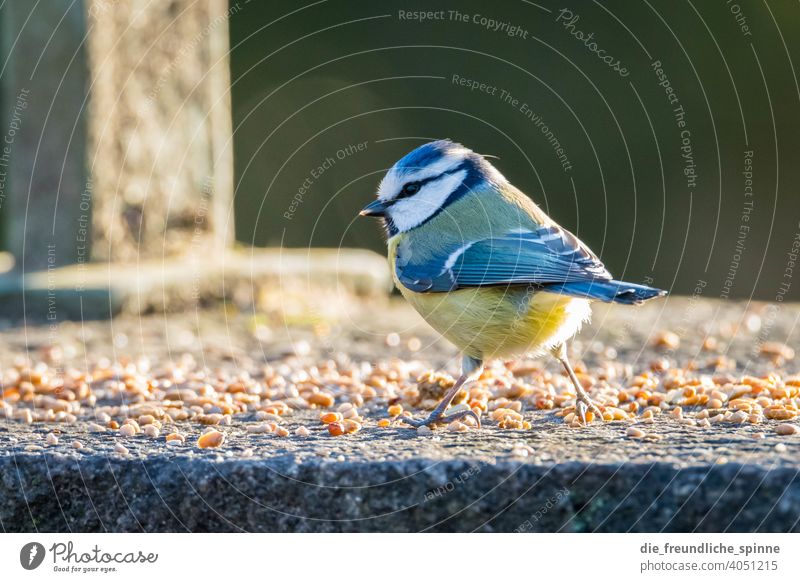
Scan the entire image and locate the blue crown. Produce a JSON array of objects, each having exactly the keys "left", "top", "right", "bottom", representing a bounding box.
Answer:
[{"left": 393, "top": 139, "right": 467, "bottom": 173}]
